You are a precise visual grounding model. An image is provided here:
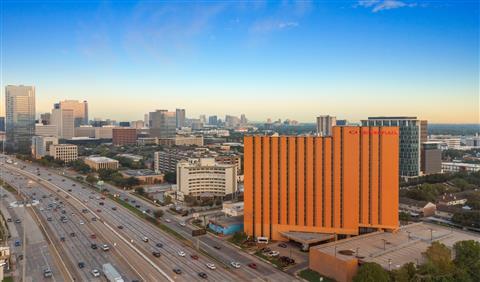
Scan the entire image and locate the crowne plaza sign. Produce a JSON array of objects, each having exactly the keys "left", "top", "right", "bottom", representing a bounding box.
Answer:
[{"left": 348, "top": 128, "right": 398, "bottom": 135}]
